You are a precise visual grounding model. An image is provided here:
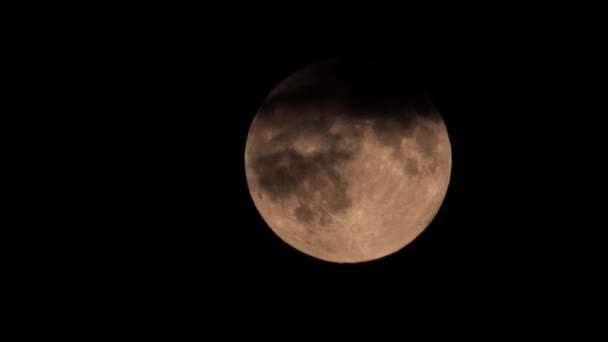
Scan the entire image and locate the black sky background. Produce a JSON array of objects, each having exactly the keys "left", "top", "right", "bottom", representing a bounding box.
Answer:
[{"left": 14, "top": 4, "right": 602, "bottom": 340}]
